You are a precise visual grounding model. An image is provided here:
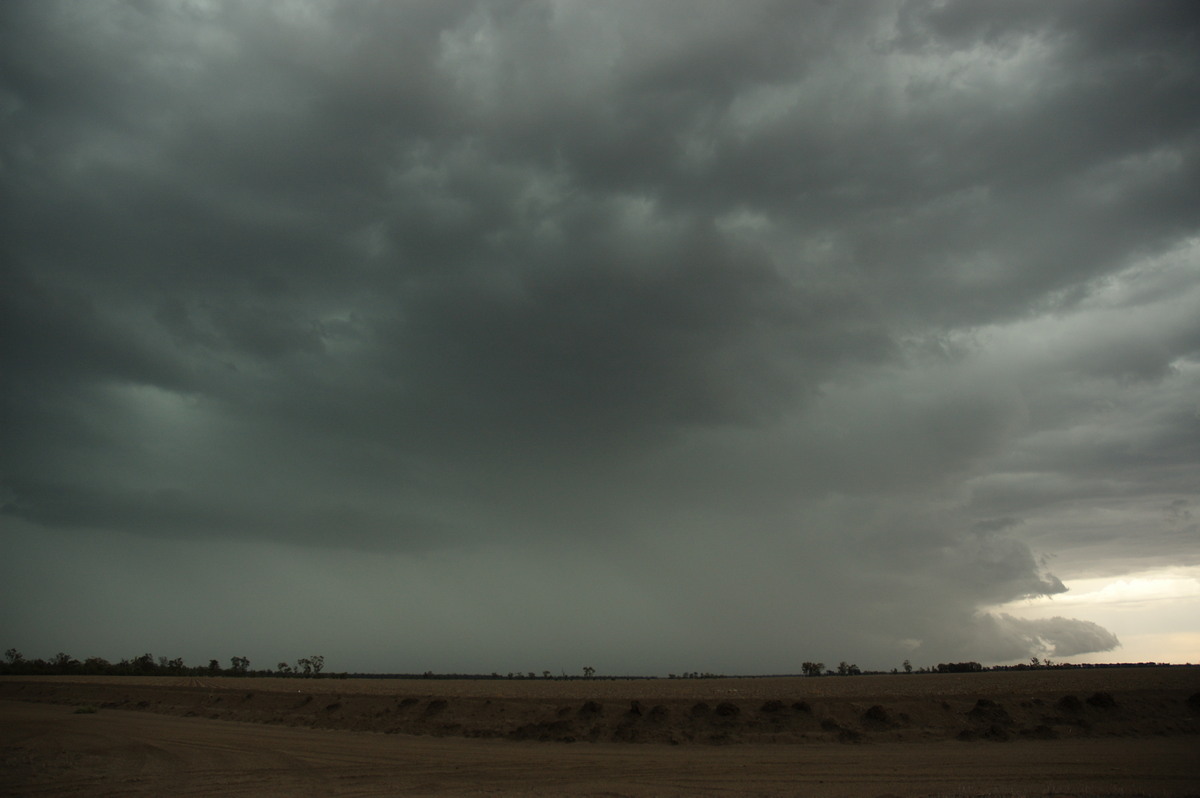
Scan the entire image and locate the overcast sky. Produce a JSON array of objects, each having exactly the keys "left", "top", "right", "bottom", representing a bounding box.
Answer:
[{"left": 2, "top": 0, "right": 1198, "bottom": 676}]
